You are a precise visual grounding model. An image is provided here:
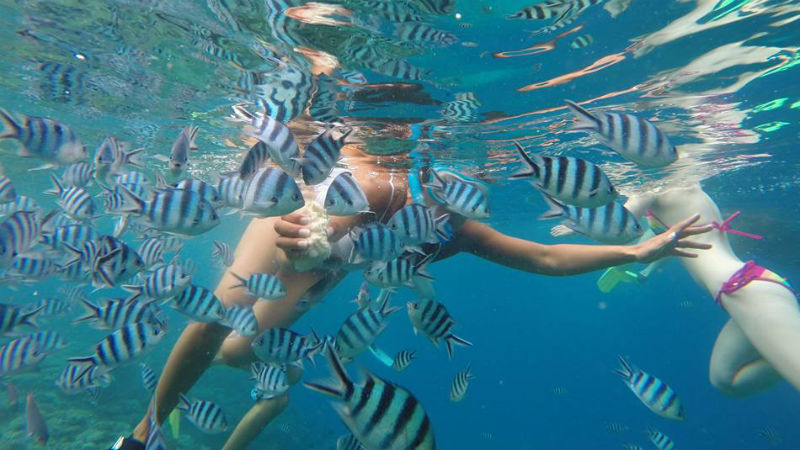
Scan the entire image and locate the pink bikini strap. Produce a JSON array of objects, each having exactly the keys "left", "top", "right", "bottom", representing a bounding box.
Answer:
[{"left": 712, "top": 211, "right": 763, "bottom": 240}]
